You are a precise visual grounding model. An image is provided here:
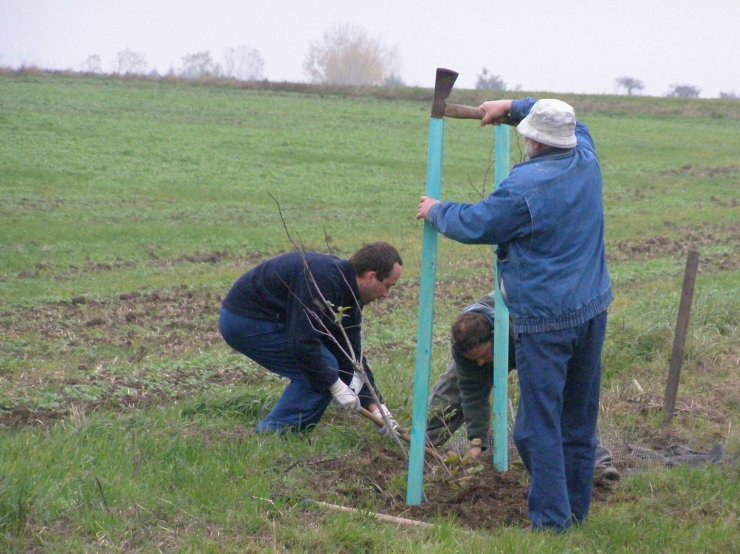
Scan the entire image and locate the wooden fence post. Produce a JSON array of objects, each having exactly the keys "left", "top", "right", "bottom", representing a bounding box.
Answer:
[{"left": 663, "top": 250, "right": 700, "bottom": 426}]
